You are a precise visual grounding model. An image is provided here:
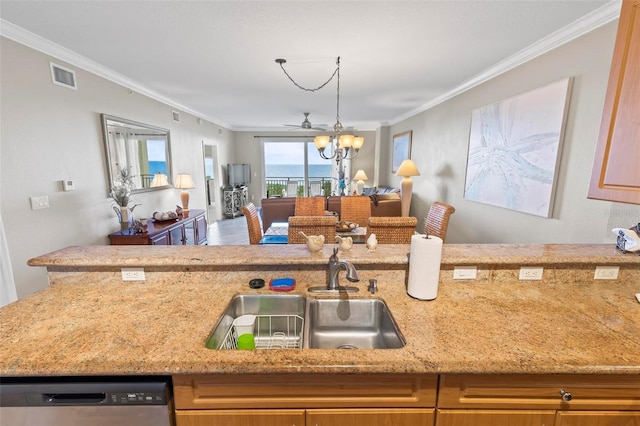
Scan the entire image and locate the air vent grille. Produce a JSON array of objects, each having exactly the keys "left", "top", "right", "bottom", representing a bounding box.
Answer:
[
  {"left": 50, "top": 62, "right": 77, "bottom": 90},
  {"left": 172, "top": 111, "right": 181, "bottom": 122}
]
